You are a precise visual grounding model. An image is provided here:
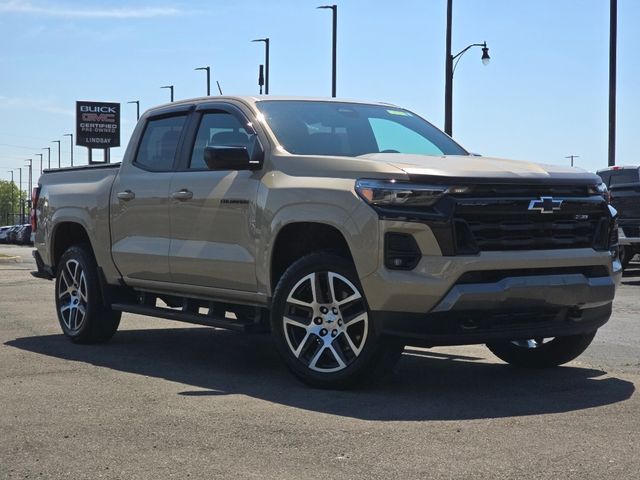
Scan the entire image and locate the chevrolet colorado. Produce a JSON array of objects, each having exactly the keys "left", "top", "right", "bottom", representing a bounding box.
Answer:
[{"left": 32, "top": 96, "right": 621, "bottom": 388}]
